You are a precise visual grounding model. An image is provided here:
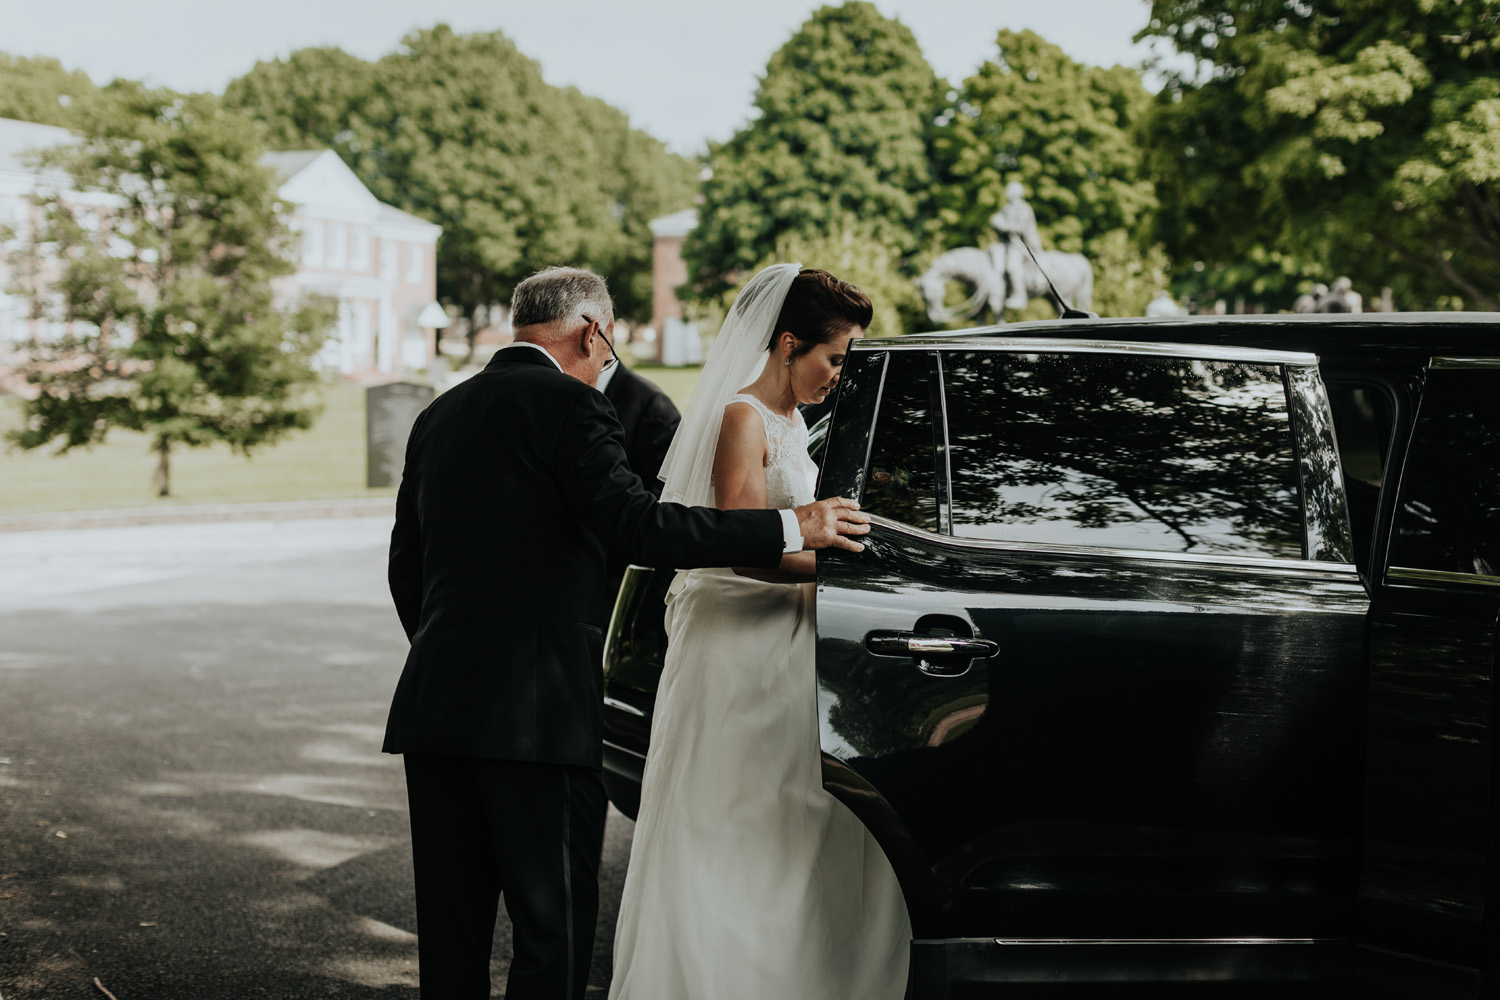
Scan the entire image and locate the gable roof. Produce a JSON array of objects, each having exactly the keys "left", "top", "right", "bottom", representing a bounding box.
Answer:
[
  {"left": 377, "top": 202, "right": 441, "bottom": 233},
  {"left": 260, "top": 150, "right": 325, "bottom": 183}
]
